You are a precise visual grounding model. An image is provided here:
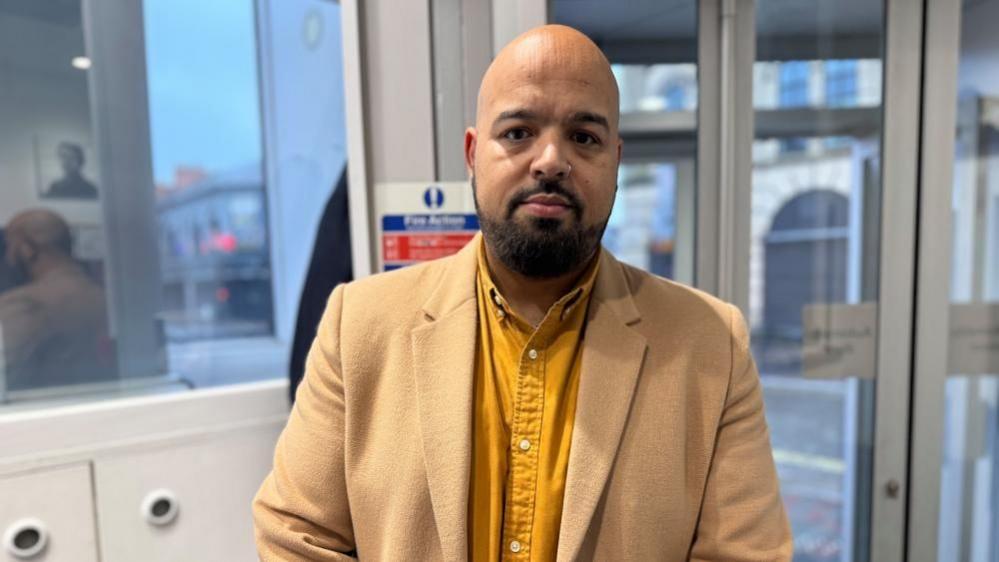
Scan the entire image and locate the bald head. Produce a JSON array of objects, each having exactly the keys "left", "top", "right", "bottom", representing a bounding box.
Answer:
[
  {"left": 7, "top": 209, "right": 73, "bottom": 257},
  {"left": 476, "top": 25, "right": 619, "bottom": 129}
]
